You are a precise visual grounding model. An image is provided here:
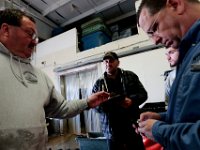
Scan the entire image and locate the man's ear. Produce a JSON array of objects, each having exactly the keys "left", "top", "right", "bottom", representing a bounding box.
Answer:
[
  {"left": 1, "top": 23, "right": 10, "bottom": 36},
  {"left": 115, "top": 59, "right": 120, "bottom": 67},
  {"left": 166, "top": 0, "right": 185, "bottom": 15}
]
